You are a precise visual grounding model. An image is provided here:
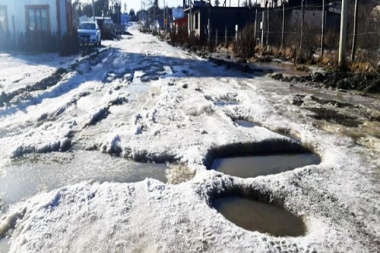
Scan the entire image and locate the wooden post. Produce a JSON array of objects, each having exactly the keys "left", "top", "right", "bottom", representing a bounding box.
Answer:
[
  {"left": 266, "top": 1, "right": 269, "bottom": 46},
  {"left": 254, "top": 8, "right": 258, "bottom": 46},
  {"left": 208, "top": 18, "right": 211, "bottom": 43},
  {"left": 235, "top": 24, "right": 238, "bottom": 41},
  {"left": 261, "top": 10, "right": 264, "bottom": 46},
  {"left": 351, "top": 0, "right": 358, "bottom": 62},
  {"left": 321, "top": 0, "right": 325, "bottom": 57},
  {"left": 300, "top": 0, "right": 304, "bottom": 52},
  {"left": 225, "top": 26, "right": 227, "bottom": 47},
  {"left": 215, "top": 29, "right": 218, "bottom": 47},
  {"left": 281, "top": 0, "right": 285, "bottom": 50}
]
